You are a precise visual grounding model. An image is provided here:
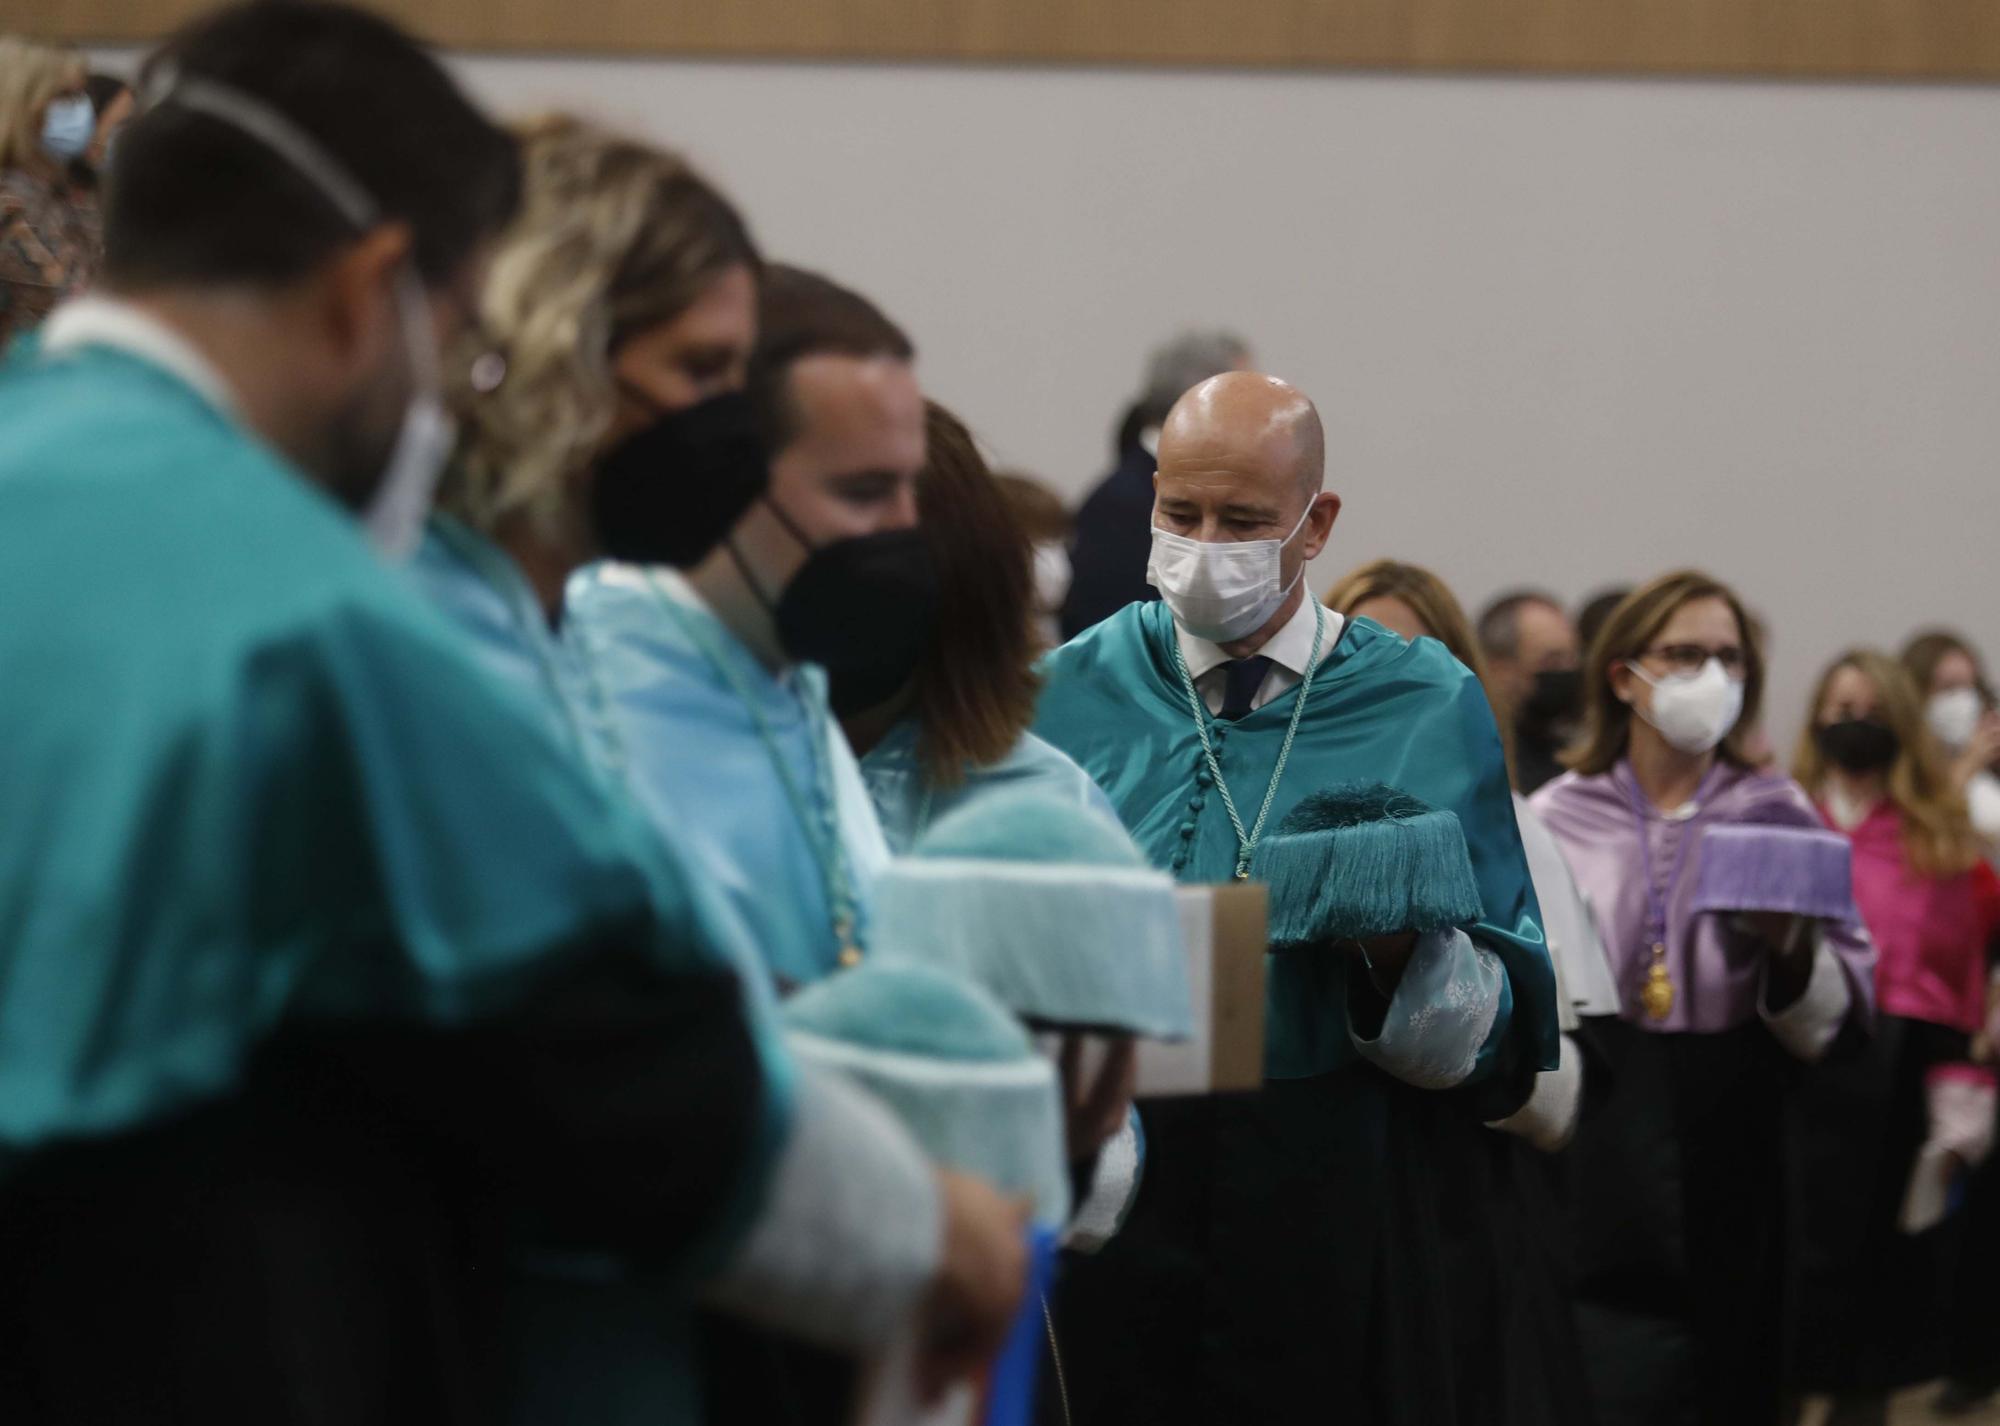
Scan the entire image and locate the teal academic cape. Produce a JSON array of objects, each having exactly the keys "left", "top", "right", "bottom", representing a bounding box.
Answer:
[
  {"left": 0, "top": 343, "right": 783, "bottom": 1417},
  {"left": 1035, "top": 599, "right": 1558, "bottom": 1085},
  {"left": 859, "top": 719, "right": 1116, "bottom": 854},
  {"left": 1033, "top": 600, "right": 1564, "bottom": 1424}
]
